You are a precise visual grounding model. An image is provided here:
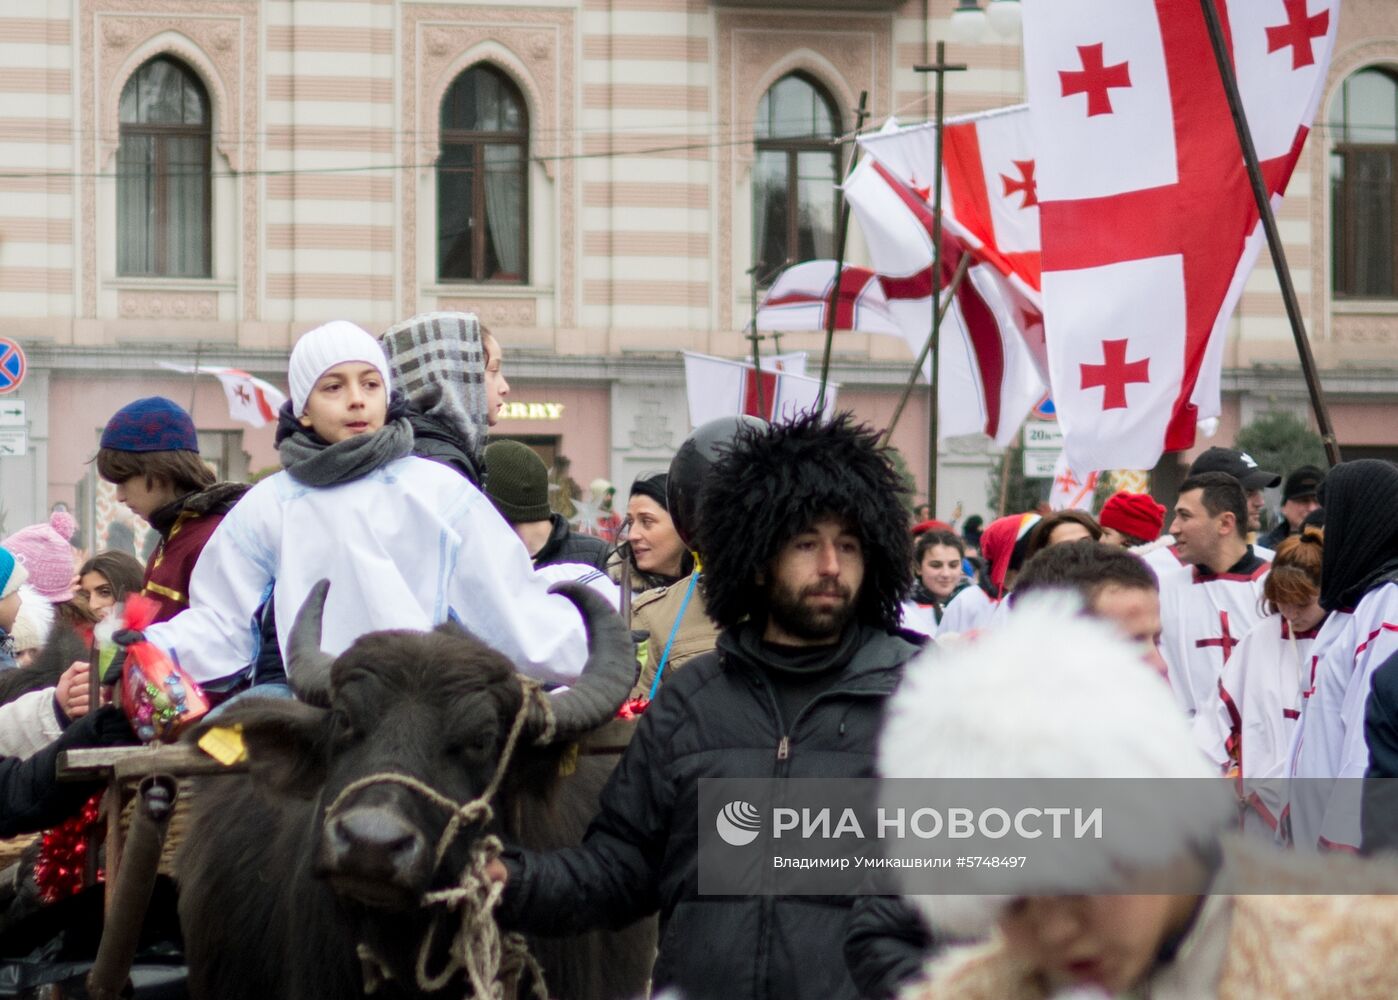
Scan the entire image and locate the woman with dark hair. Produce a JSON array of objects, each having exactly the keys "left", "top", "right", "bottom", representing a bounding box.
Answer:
[
  {"left": 614, "top": 472, "right": 694, "bottom": 592},
  {"left": 1023, "top": 509, "right": 1102, "bottom": 561},
  {"left": 1194, "top": 527, "right": 1325, "bottom": 839},
  {"left": 902, "top": 530, "right": 969, "bottom": 635},
  {"left": 75, "top": 550, "right": 145, "bottom": 623}
]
